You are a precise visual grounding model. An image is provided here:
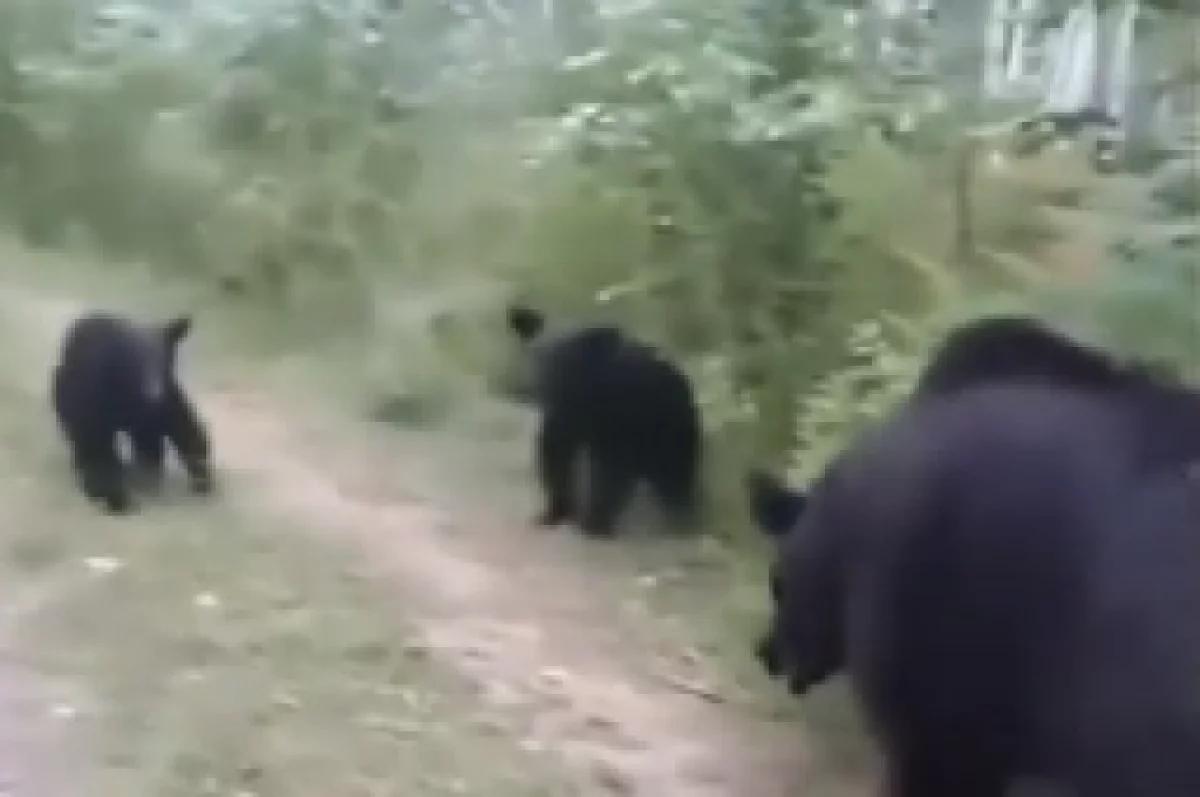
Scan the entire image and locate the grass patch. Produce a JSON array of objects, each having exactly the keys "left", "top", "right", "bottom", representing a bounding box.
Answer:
[{"left": 15, "top": 505, "right": 569, "bottom": 797}]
